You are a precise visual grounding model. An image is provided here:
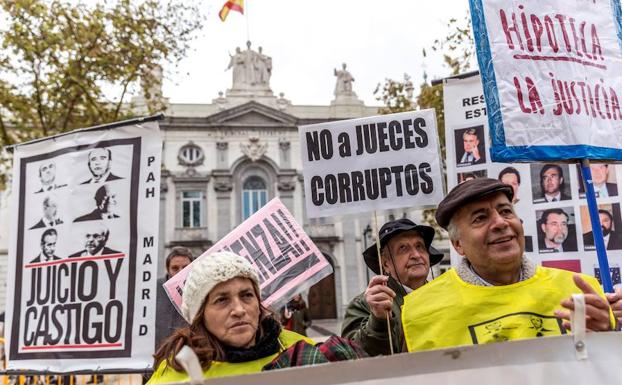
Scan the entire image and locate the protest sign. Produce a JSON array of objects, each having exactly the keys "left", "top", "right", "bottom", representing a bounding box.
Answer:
[
  {"left": 5, "top": 117, "right": 162, "bottom": 372},
  {"left": 164, "top": 198, "right": 332, "bottom": 312},
  {"left": 470, "top": 0, "right": 622, "bottom": 162},
  {"left": 444, "top": 73, "right": 622, "bottom": 281},
  {"left": 299, "top": 110, "right": 444, "bottom": 218},
  {"left": 182, "top": 332, "right": 622, "bottom": 385}
]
